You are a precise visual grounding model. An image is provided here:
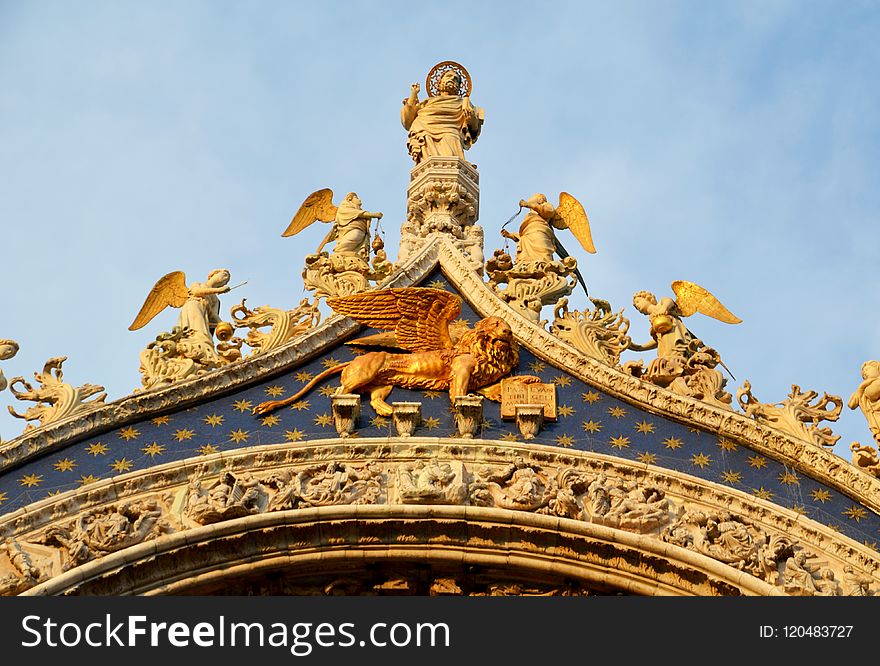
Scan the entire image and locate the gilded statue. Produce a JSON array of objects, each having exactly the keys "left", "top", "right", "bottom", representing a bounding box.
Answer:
[
  {"left": 486, "top": 192, "right": 594, "bottom": 322},
  {"left": 624, "top": 280, "right": 740, "bottom": 408},
  {"left": 284, "top": 189, "right": 390, "bottom": 298},
  {"left": 130, "top": 269, "right": 232, "bottom": 341},
  {"left": 283, "top": 189, "right": 383, "bottom": 262},
  {"left": 401, "top": 61, "right": 484, "bottom": 164},
  {"left": 849, "top": 360, "right": 880, "bottom": 445},
  {"left": 253, "top": 287, "right": 520, "bottom": 416},
  {"left": 129, "top": 269, "right": 240, "bottom": 389},
  {"left": 501, "top": 192, "right": 595, "bottom": 266}
]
